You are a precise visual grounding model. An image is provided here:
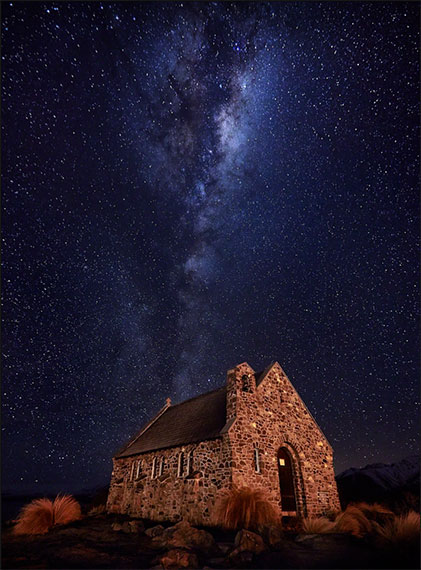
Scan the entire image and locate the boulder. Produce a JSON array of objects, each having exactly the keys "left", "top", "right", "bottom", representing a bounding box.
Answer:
[
  {"left": 111, "top": 522, "right": 123, "bottom": 532},
  {"left": 153, "top": 520, "right": 215, "bottom": 554},
  {"left": 228, "top": 549, "right": 254, "bottom": 567},
  {"left": 128, "top": 520, "right": 145, "bottom": 533},
  {"left": 160, "top": 548, "right": 199, "bottom": 569},
  {"left": 216, "top": 541, "right": 233, "bottom": 555},
  {"left": 234, "top": 529, "right": 267, "bottom": 554},
  {"left": 146, "top": 524, "right": 165, "bottom": 538},
  {"left": 261, "top": 524, "right": 284, "bottom": 548}
]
